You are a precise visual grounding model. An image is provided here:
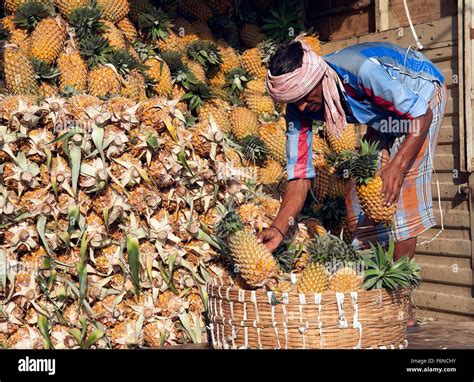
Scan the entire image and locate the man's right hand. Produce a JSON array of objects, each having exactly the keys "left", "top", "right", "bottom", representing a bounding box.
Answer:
[{"left": 257, "top": 227, "right": 284, "bottom": 252}]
